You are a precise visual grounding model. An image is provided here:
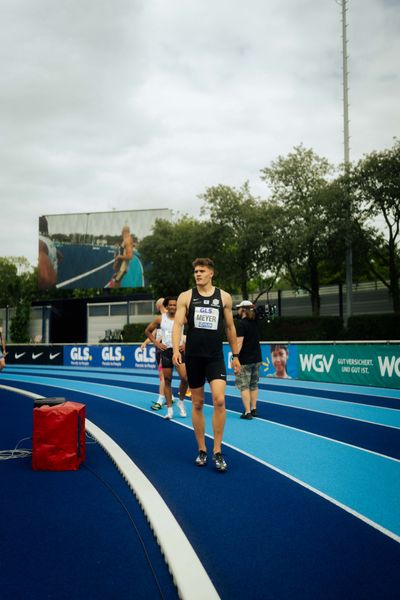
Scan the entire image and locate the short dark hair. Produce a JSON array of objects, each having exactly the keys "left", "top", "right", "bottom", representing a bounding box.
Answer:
[
  {"left": 270, "top": 344, "right": 289, "bottom": 354},
  {"left": 163, "top": 296, "right": 177, "bottom": 307},
  {"left": 192, "top": 258, "right": 215, "bottom": 270}
]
